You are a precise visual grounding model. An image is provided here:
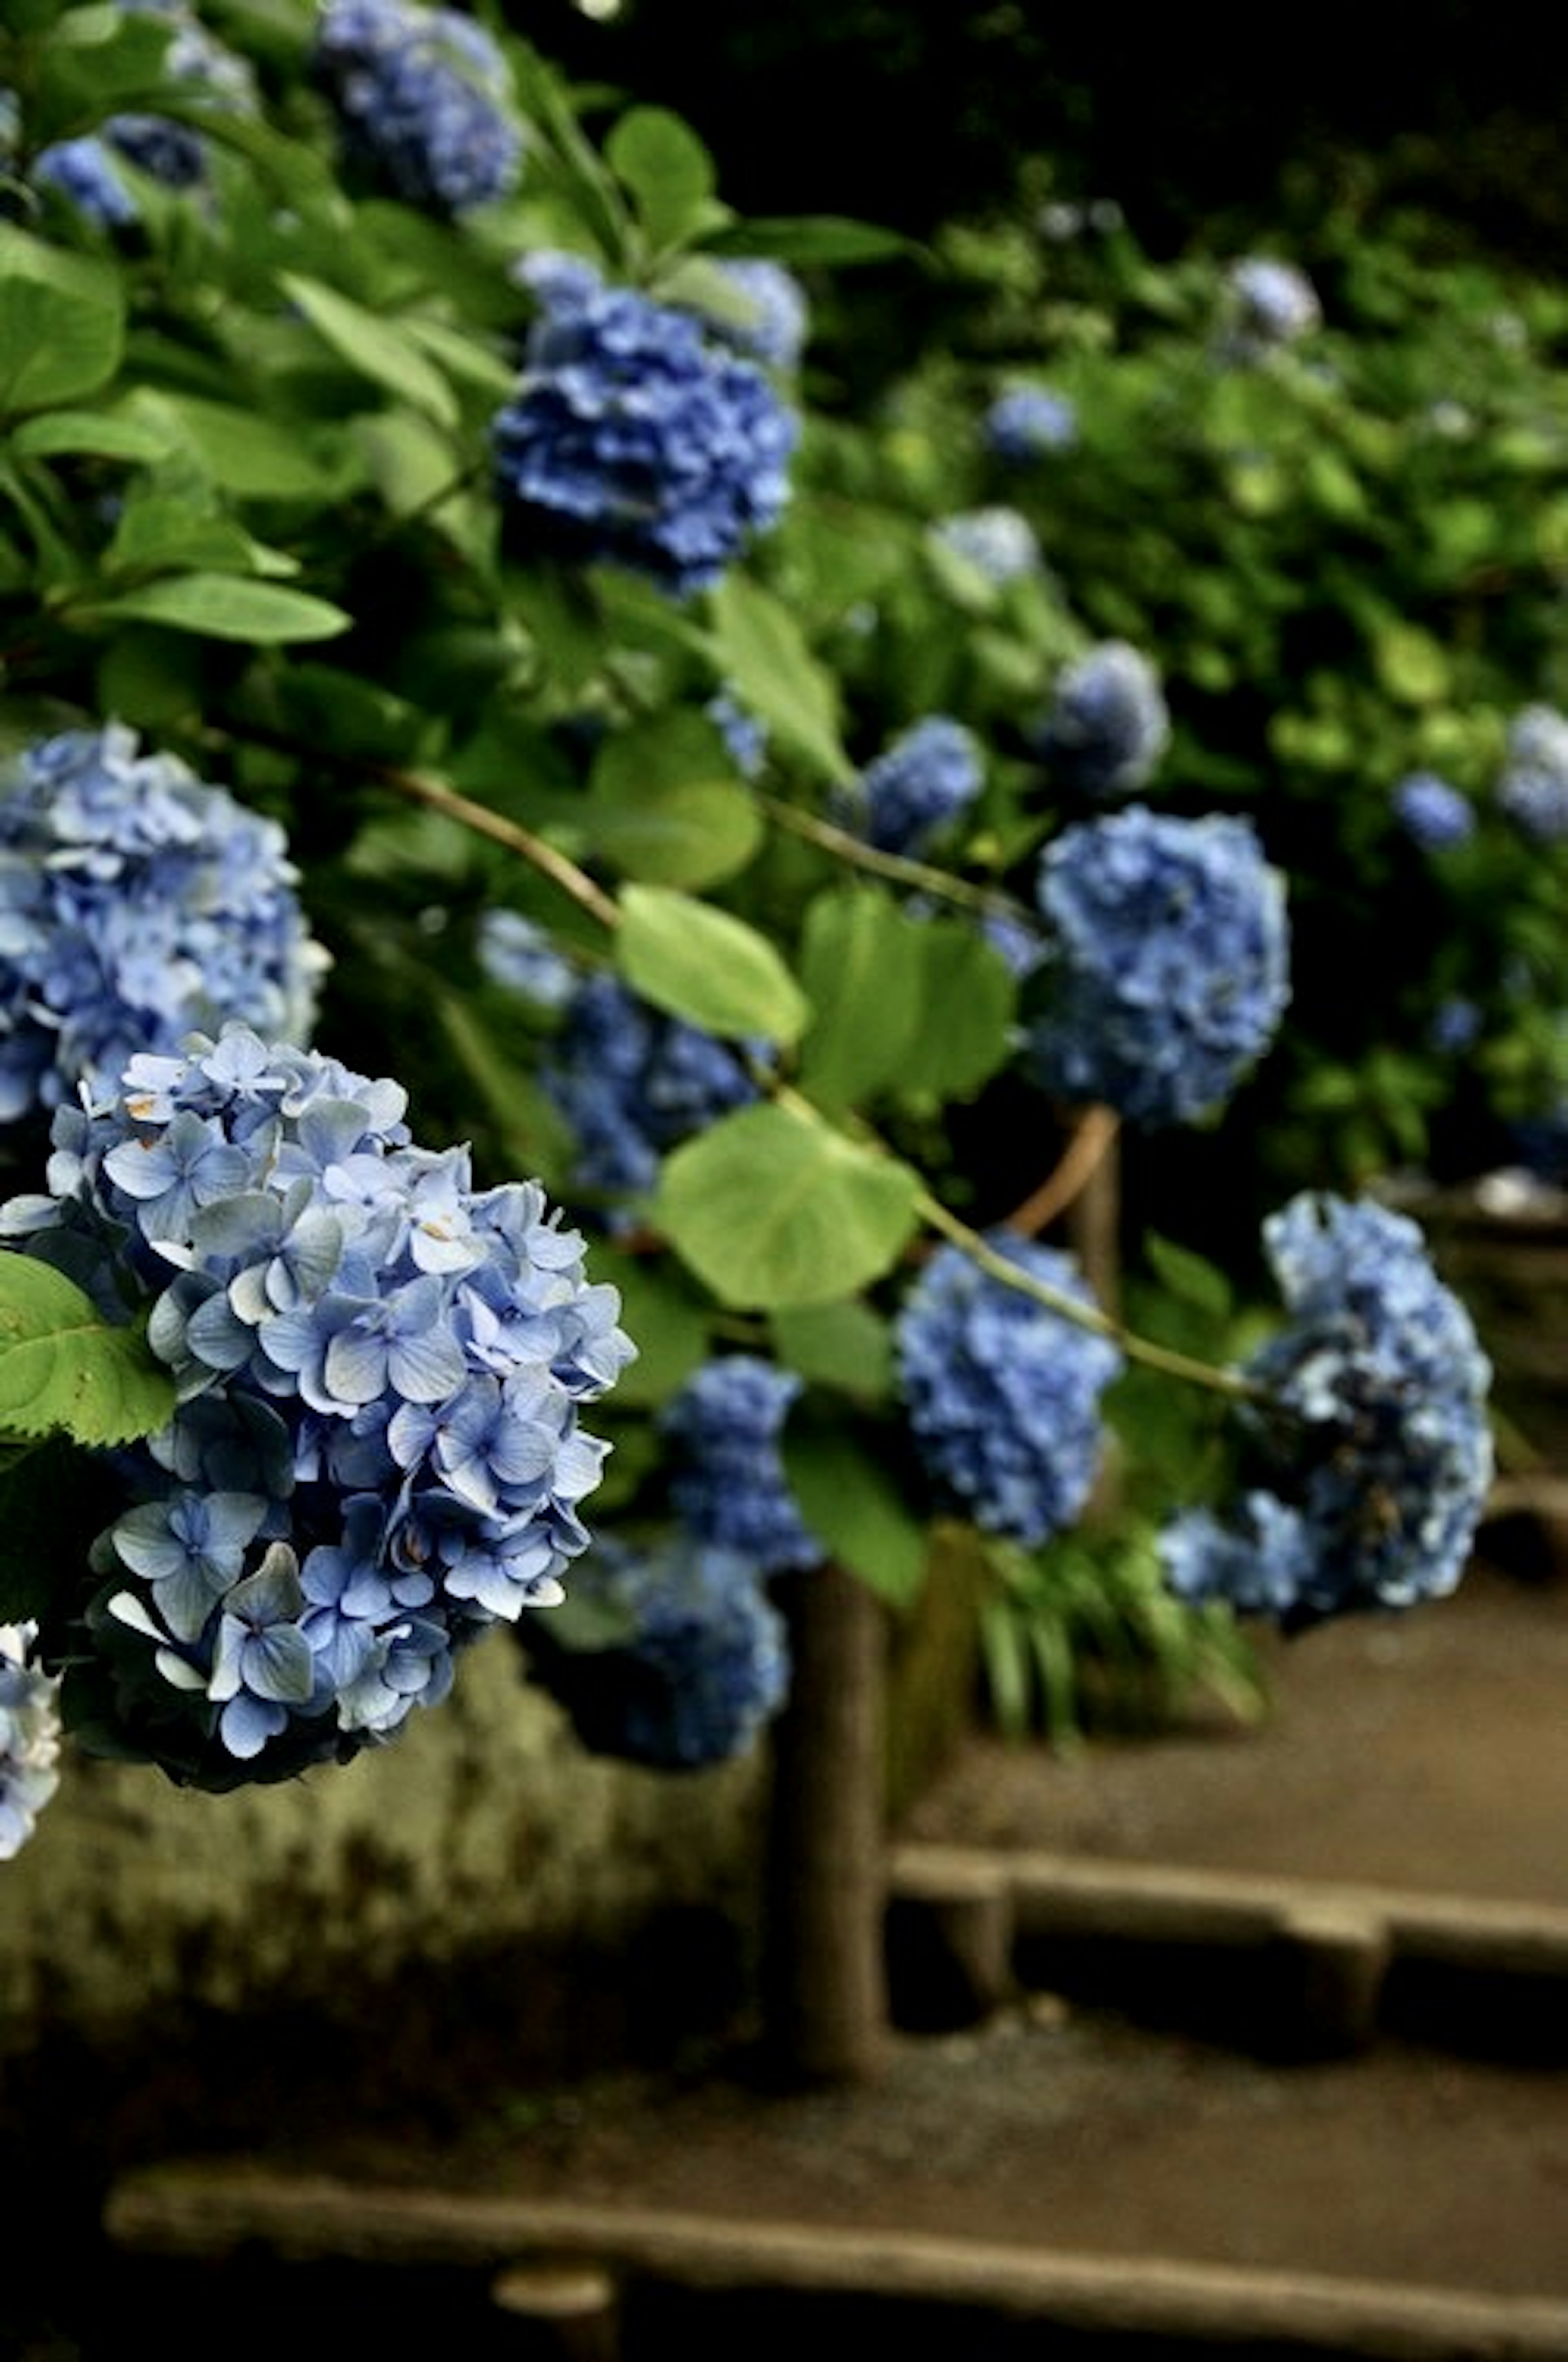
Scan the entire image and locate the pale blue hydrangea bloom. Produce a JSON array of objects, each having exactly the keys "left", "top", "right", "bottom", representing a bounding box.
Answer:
[
  {"left": 1161, "top": 1193, "right": 1493, "bottom": 1629},
  {"left": 476, "top": 908, "right": 579, "bottom": 1009},
  {"left": 837, "top": 716, "right": 983, "bottom": 857},
  {"left": 984, "top": 386, "right": 1078, "bottom": 462},
  {"left": 313, "top": 0, "right": 523, "bottom": 214},
  {"left": 658, "top": 1354, "right": 821, "bottom": 1575},
  {"left": 518, "top": 1532, "right": 790, "bottom": 1770},
  {"left": 492, "top": 285, "right": 798, "bottom": 598},
  {"left": 1496, "top": 704, "right": 1568, "bottom": 842},
  {"left": 931, "top": 506, "right": 1042, "bottom": 584},
  {"left": 0, "top": 1624, "right": 61, "bottom": 1860},
  {"left": 538, "top": 972, "right": 766, "bottom": 1218},
  {"left": 700, "top": 259, "right": 810, "bottom": 372},
  {"left": 706, "top": 689, "right": 769, "bottom": 781},
  {"left": 894, "top": 1234, "right": 1124, "bottom": 1546},
  {"left": 1034, "top": 641, "right": 1170, "bottom": 799},
  {"left": 1025, "top": 805, "right": 1291, "bottom": 1127},
  {"left": 2, "top": 1023, "right": 635, "bottom": 1787},
  {"left": 1223, "top": 255, "right": 1322, "bottom": 355},
  {"left": 33, "top": 0, "right": 256, "bottom": 223},
  {"left": 1392, "top": 771, "right": 1474, "bottom": 851},
  {"left": 0, "top": 722, "right": 328, "bottom": 1127}
]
